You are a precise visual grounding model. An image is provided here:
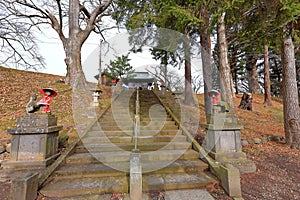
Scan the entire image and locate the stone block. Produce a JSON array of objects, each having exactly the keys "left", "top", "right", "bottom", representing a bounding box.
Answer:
[
  {"left": 10, "top": 172, "right": 39, "bottom": 200},
  {"left": 209, "top": 113, "right": 238, "bottom": 125},
  {"left": 16, "top": 114, "right": 57, "bottom": 128},
  {"left": 3, "top": 114, "right": 61, "bottom": 170},
  {"left": 204, "top": 129, "right": 244, "bottom": 162},
  {"left": 130, "top": 152, "right": 142, "bottom": 200},
  {"left": 219, "top": 164, "right": 242, "bottom": 198}
]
